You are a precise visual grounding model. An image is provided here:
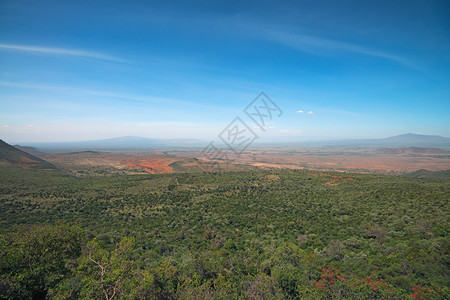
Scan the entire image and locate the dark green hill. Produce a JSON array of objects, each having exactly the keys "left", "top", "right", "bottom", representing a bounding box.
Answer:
[
  {"left": 0, "top": 139, "right": 56, "bottom": 169},
  {"left": 404, "top": 168, "right": 450, "bottom": 178}
]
